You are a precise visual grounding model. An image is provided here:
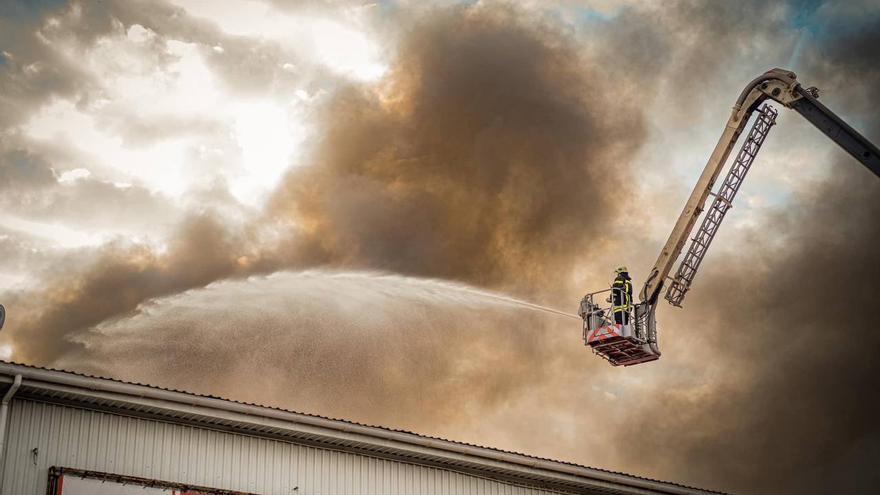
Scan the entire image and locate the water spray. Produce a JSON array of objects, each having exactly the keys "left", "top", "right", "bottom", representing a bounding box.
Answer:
[
  {"left": 293, "top": 271, "right": 581, "bottom": 320},
  {"left": 444, "top": 286, "right": 581, "bottom": 320}
]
